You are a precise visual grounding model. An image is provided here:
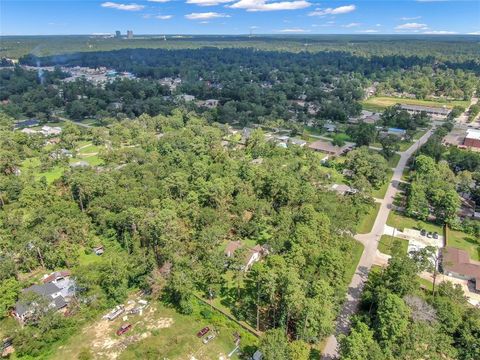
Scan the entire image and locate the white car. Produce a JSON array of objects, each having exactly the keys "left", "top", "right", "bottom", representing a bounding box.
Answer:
[{"left": 202, "top": 334, "right": 216, "bottom": 344}]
